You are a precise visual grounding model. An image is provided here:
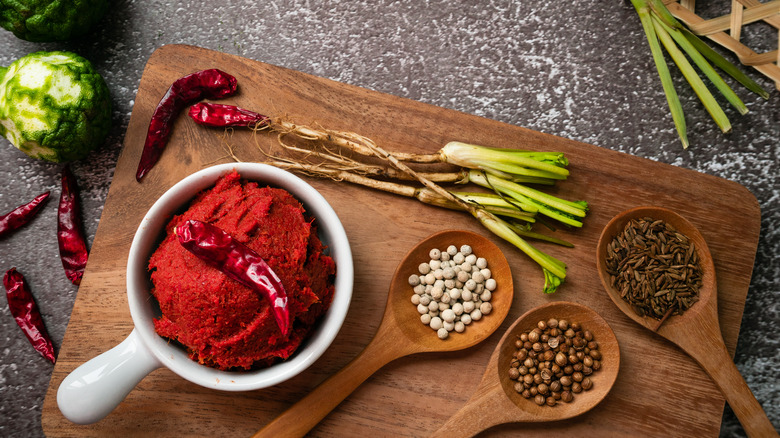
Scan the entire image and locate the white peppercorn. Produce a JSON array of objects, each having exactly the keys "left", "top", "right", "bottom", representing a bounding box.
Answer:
[
  {"left": 453, "top": 252, "right": 465, "bottom": 264},
  {"left": 411, "top": 244, "right": 497, "bottom": 340}
]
